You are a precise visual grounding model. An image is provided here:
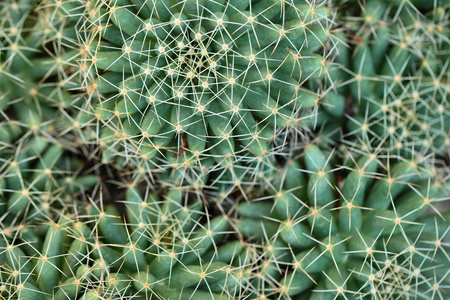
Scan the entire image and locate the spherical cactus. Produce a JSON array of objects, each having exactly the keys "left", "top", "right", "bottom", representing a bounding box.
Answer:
[
  {"left": 0, "top": 122, "right": 98, "bottom": 223},
  {"left": 235, "top": 144, "right": 450, "bottom": 298},
  {"left": 0, "top": 0, "right": 86, "bottom": 114},
  {"left": 334, "top": 1, "right": 449, "bottom": 158},
  {"left": 78, "top": 0, "right": 332, "bottom": 176},
  {"left": 0, "top": 185, "right": 244, "bottom": 299}
]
